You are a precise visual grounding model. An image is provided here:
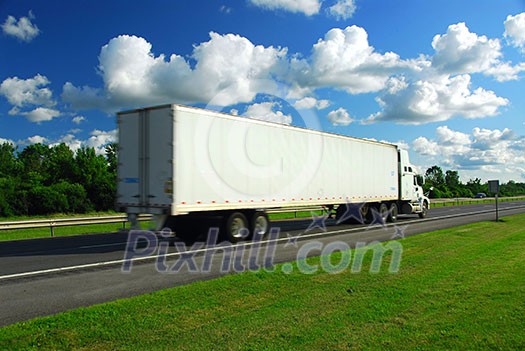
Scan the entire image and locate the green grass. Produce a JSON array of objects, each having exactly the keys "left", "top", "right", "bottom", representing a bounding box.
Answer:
[{"left": 1, "top": 214, "right": 524, "bottom": 350}]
